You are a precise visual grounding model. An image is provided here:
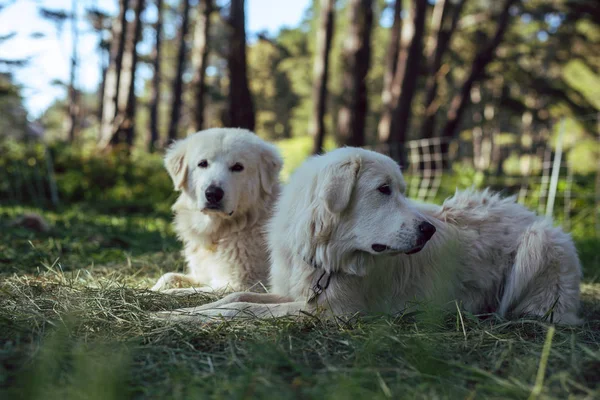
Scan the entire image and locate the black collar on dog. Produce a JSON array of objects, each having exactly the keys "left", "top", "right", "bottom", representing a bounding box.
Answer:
[
  {"left": 313, "top": 270, "right": 332, "bottom": 296},
  {"left": 303, "top": 256, "right": 333, "bottom": 302}
]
